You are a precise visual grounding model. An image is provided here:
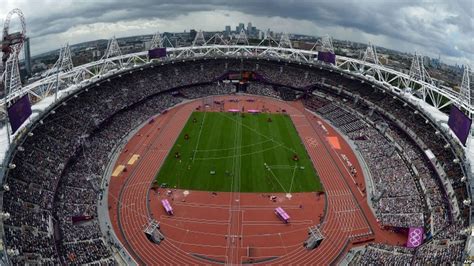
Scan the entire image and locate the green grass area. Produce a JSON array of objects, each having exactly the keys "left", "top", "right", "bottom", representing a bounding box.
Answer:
[{"left": 155, "top": 112, "right": 322, "bottom": 193}]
